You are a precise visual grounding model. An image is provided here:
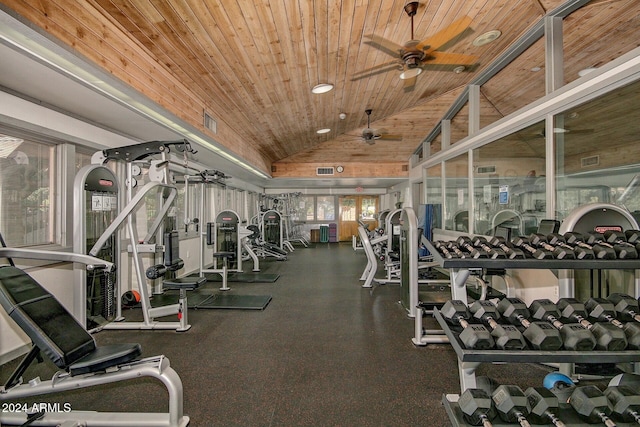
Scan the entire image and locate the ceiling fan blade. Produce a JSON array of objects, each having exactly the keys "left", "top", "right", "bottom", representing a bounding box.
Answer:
[
  {"left": 415, "top": 16, "right": 473, "bottom": 52},
  {"left": 378, "top": 134, "right": 403, "bottom": 141},
  {"left": 351, "top": 61, "right": 402, "bottom": 81},
  {"left": 363, "top": 34, "right": 404, "bottom": 57},
  {"left": 427, "top": 51, "right": 478, "bottom": 65}
]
